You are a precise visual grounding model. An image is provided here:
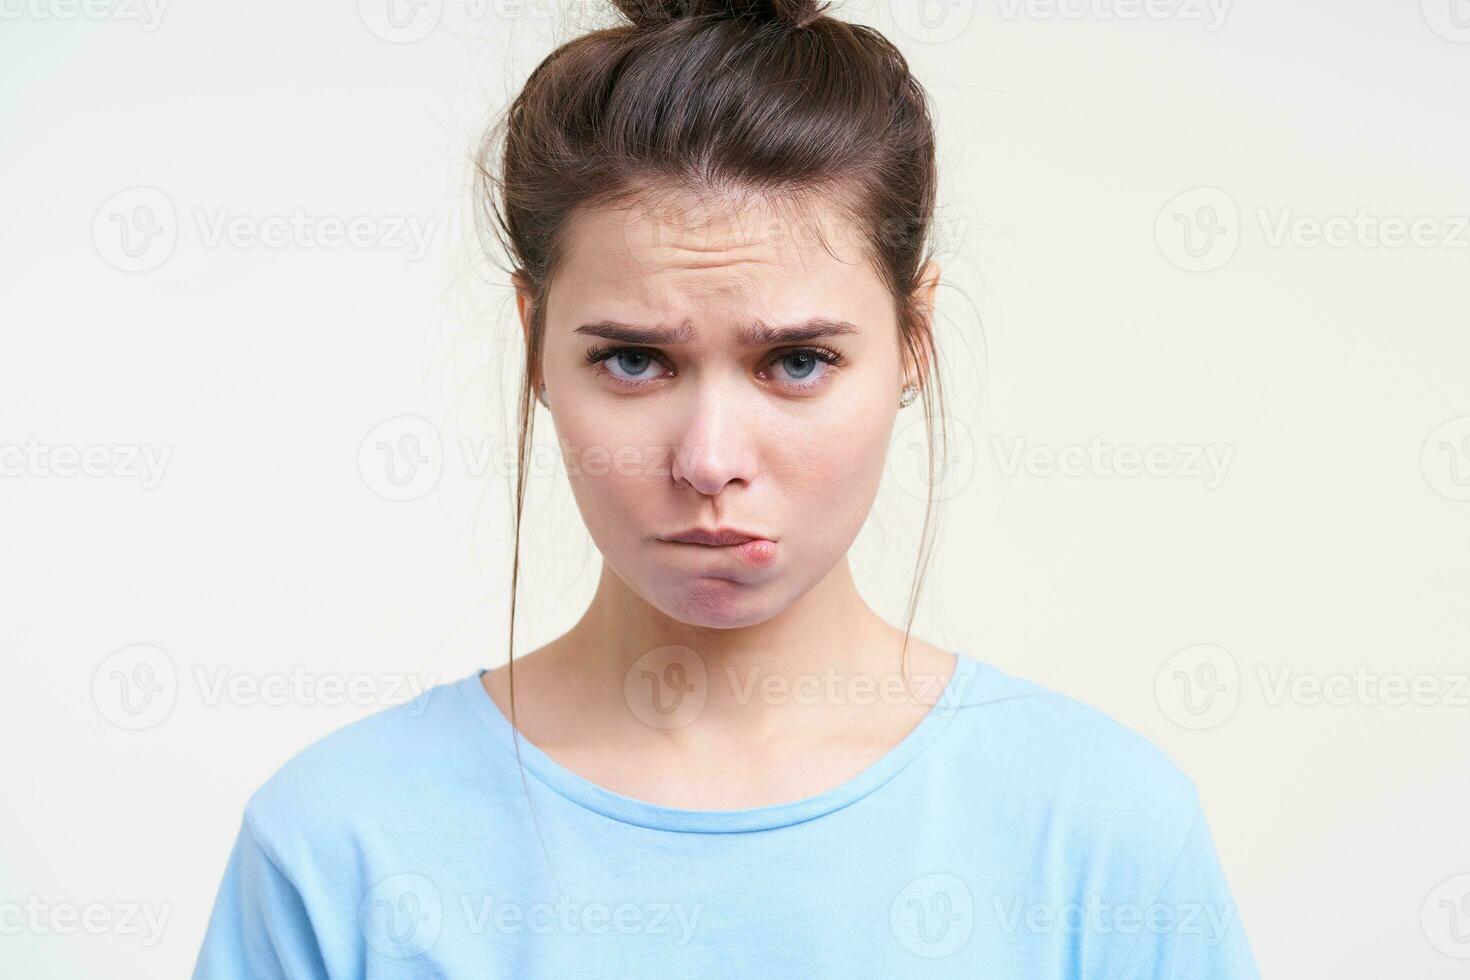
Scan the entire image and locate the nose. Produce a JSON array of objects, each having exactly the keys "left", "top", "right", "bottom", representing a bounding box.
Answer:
[{"left": 668, "top": 382, "right": 758, "bottom": 496}]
